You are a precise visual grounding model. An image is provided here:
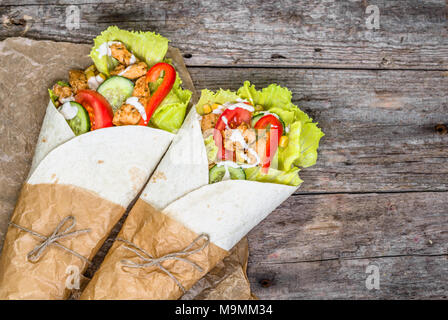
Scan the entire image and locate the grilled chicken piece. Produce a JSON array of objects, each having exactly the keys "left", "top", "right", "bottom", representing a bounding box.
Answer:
[
  {"left": 68, "top": 70, "right": 89, "bottom": 93},
  {"left": 111, "top": 62, "right": 148, "bottom": 80},
  {"left": 110, "top": 43, "right": 135, "bottom": 66},
  {"left": 223, "top": 123, "right": 256, "bottom": 151},
  {"left": 201, "top": 113, "right": 220, "bottom": 133},
  {"left": 112, "top": 104, "right": 142, "bottom": 126},
  {"left": 52, "top": 83, "right": 73, "bottom": 103},
  {"left": 132, "top": 76, "right": 149, "bottom": 97}
]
